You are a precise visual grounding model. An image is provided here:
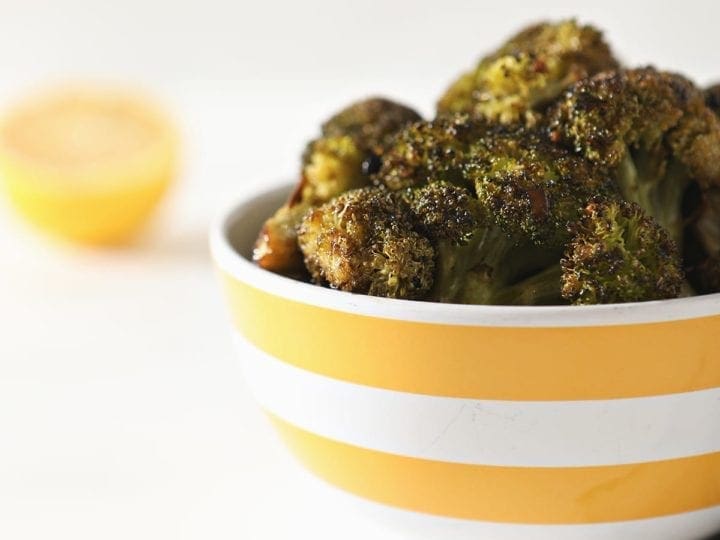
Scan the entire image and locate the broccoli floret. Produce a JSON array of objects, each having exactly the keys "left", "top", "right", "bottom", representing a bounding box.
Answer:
[
  {"left": 467, "top": 124, "right": 613, "bottom": 246},
  {"left": 547, "top": 68, "right": 720, "bottom": 245},
  {"left": 299, "top": 135, "right": 367, "bottom": 204},
  {"left": 455, "top": 126, "right": 613, "bottom": 304},
  {"left": 295, "top": 181, "right": 564, "bottom": 305},
  {"left": 299, "top": 98, "right": 423, "bottom": 201},
  {"left": 297, "top": 188, "right": 435, "bottom": 299},
  {"left": 253, "top": 97, "right": 421, "bottom": 274},
  {"left": 252, "top": 201, "right": 309, "bottom": 277},
  {"left": 300, "top": 98, "right": 423, "bottom": 203},
  {"left": 437, "top": 20, "right": 619, "bottom": 125},
  {"left": 374, "top": 114, "right": 484, "bottom": 190},
  {"left": 561, "top": 199, "right": 684, "bottom": 304},
  {"left": 376, "top": 115, "right": 613, "bottom": 237},
  {"left": 403, "top": 182, "right": 490, "bottom": 302},
  {"left": 460, "top": 128, "right": 614, "bottom": 304},
  {"left": 402, "top": 180, "right": 481, "bottom": 244},
  {"left": 680, "top": 85, "right": 720, "bottom": 294},
  {"left": 376, "top": 118, "right": 613, "bottom": 303},
  {"left": 320, "top": 97, "right": 422, "bottom": 159},
  {"left": 253, "top": 135, "right": 367, "bottom": 274},
  {"left": 297, "top": 182, "right": 486, "bottom": 301},
  {"left": 410, "top": 180, "right": 566, "bottom": 305}
]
